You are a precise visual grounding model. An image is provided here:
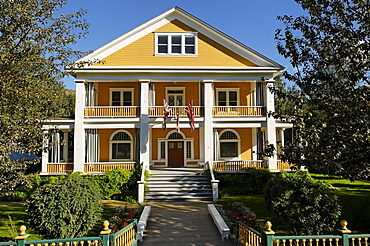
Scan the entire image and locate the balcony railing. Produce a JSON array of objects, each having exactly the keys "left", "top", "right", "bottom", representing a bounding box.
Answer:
[
  {"left": 212, "top": 106, "right": 266, "bottom": 116},
  {"left": 84, "top": 162, "right": 137, "bottom": 173},
  {"left": 213, "top": 160, "right": 268, "bottom": 172},
  {"left": 149, "top": 106, "right": 202, "bottom": 117},
  {"left": 84, "top": 106, "right": 139, "bottom": 117},
  {"left": 277, "top": 160, "right": 294, "bottom": 170},
  {"left": 47, "top": 163, "right": 74, "bottom": 173}
]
